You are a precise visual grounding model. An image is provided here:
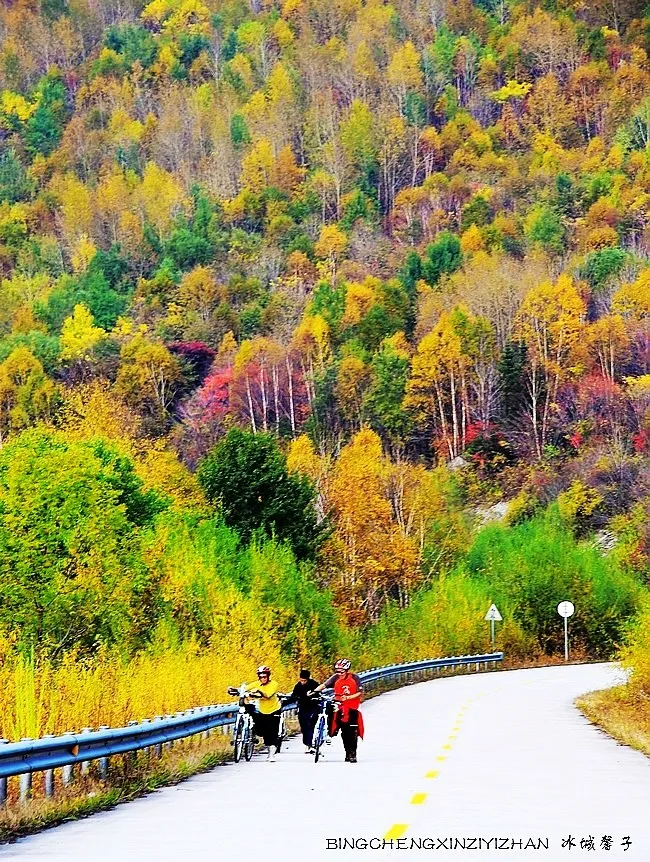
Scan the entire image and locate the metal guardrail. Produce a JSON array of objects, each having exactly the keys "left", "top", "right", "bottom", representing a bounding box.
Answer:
[
  {"left": 0, "top": 651, "right": 502, "bottom": 802},
  {"left": 358, "top": 652, "right": 503, "bottom": 689}
]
